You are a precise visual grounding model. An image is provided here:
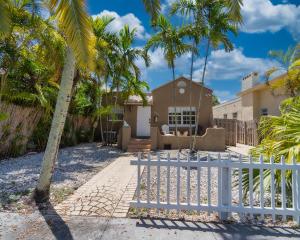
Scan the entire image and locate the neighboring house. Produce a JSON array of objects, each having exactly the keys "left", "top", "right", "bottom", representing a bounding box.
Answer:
[
  {"left": 103, "top": 76, "right": 225, "bottom": 151},
  {"left": 213, "top": 72, "right": 288, "bottom": 121}
]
